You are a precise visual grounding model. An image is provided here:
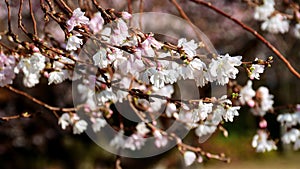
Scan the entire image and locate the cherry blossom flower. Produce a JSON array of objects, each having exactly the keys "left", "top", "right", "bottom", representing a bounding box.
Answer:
[
  {"left": 48, "top": 70, "right": 68, "bottom": 85},
  {"left": 281, "top": 128, "right": 300, "bottom": 144},
  {"left": 293, "top": 23, "right": 300, "bottom": 38},
  {"left": 252, "top": 130, "right": 277, "bottom": 153},
  {"left": 178, "top": 58, "right": 206, "bottom": 80},
  {"left": 184, "top": 151, "right": 197, "bottom": 166},
  {"left": 73, "top": 120, "right": 88, "bottom": 134},
  {"left": 222, "top": 105, "right": 240, "bottom": 122},
  {"left": 91, "top": 117, "right": 107, "bottom": 133},
  {"left": 277, "top": 113, "right": 296, "bottom": 128},
  {"left": 122, "top": 11, "right": 132, "bottom": 20},
  {"left": 58, "top": 113, "right": 71, "bottom": 130},
  {"left": 261, "top": 14, "right": 289, "bottom": 34},
  {"left": 93, "top": 48, "right": 109, "bottom": 69},
  {"left": 195, "top": 124, "right": 217, "bottom": 137},
  {"left": 0, "top": 53, "right": 16, "bottom": 87},
  {"left": 136, "top": 122, "right": 150, "bottom": 135},
  {"left": 89, "top": 12, "right": 104, "bottom": 34},
  {"left": 196, "top": 101, "right": 213, "bottom": 121},
  {"left": 136, "top": 35, "right": 162, "bottom": 58},
  {"left": 123, "top": 133, "right": 146, "bottom": 151},
  {"left": 96, "top": 87, "right": 117, "bottom": 105},
  {"left": 66, "top": 33, "right": 83, "bottom": 51},
  {"left": 253, "top": 0, "right": 275, "bottom": 21},
  {"left": 109, "top": 130, "right": 126, "bottom": 149},
  {"left": 252, "top": 86, "right": 274, "bottom": 116},
  {"left": 239, "top": 80, "right": 256, "bottom": 106},
  {"left": 208, "top": 54, "right": 242, "bottom": 85},
  {"left": 177, "top": 38, "right": 198, "bottom": 59},
  {"left": 110, "top": 19, "right": 129, "bottom": 45},
  {"left": 67, "top": 8, "right": 89, "bottom": 32},
  {"left": 15, "top": 53, "right": 46, "bottom": 87},
  {"left": 249, "top": 62, "right": 265, "bottom": 80},
  {"left": 165, "top": 103, "right": 177, "bottom": 117},
  {"left": 153, "top": 130, "right": 168, "bottom": 148}
]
